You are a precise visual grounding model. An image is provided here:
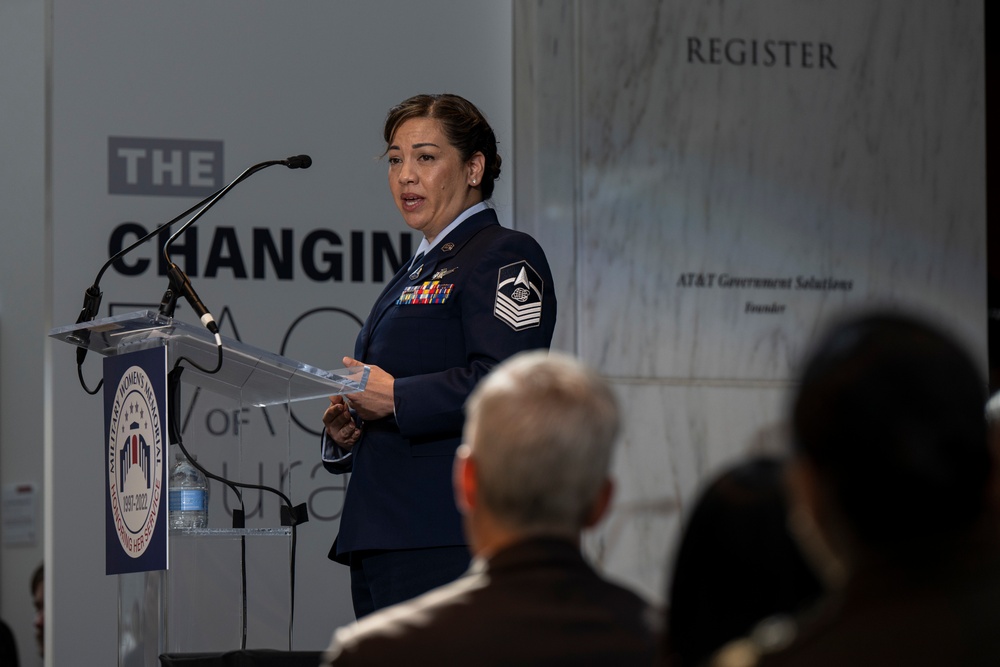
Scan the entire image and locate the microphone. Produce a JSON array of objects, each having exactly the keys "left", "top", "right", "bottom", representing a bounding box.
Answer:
[
  {"left": 74, "top": 154, "right": 314, "bottom": 326},
  {"left": 71, "top": 187, "right": 231, "bottom": 384},
  {"left": 71, "top": 154, "right": 313, "bottom": 392},
  {"left": 282, "top": 154, "right": 312, "bottom": 169},
  {"left": 74, "top": 191, "right": 225, "bottom": 325},
  {"left": 159, "top": 155, "right": 314, "bottom": 336},
  {"left": 166, "top": 262, "right": 220, "bottom": 335}
]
